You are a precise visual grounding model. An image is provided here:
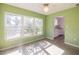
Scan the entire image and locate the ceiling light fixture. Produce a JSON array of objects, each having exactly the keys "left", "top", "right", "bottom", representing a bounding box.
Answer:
[{"left": 43, "top": 4, "right": 49, "bottom": 12}]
